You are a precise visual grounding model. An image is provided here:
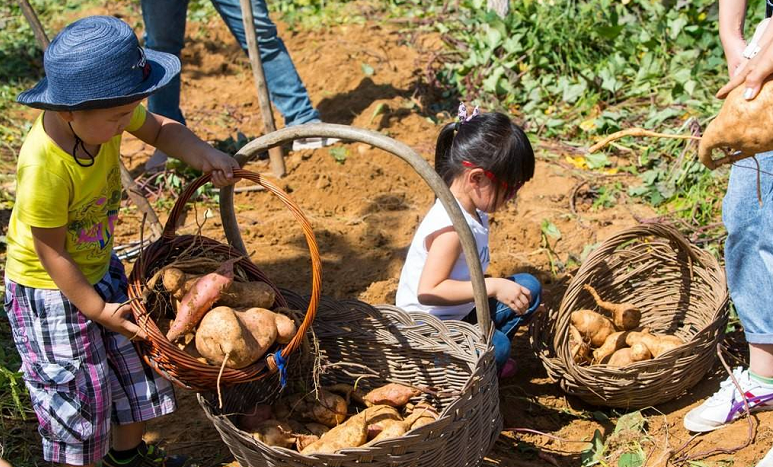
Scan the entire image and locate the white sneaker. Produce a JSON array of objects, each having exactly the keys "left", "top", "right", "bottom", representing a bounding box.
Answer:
[
  {"left": 757, "top": 445, "right": 773, "bottom": 467},
  {"left": 292, "top": 136, "right": 339, "bottom": 151},
  {"left": 683, "top": 367, "right": 773, "bottom": 433}
]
